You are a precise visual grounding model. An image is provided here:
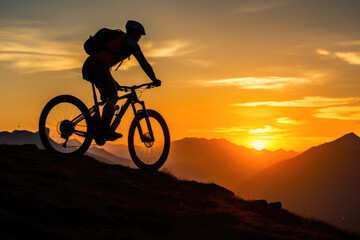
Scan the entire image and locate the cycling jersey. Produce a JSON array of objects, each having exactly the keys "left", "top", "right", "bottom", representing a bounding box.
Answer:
[
  {"left": 96, "top": 35, "right": 142, "bottom": 68},
  {"left": 82, "top": 34, "right": 153, "bottom": 101}
]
